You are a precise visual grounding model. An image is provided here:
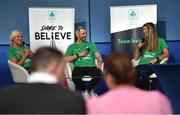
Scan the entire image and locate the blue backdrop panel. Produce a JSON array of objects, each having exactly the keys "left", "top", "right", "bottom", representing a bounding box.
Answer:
[
  {"left": 167, "top": 41, "right": 180, "bottom": 63},
  {"left": 0, "top": 45, "right": 14, "bottom": 87},
  {"left": 95, "top": 43, "right": 111, "bottom": 58}
]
